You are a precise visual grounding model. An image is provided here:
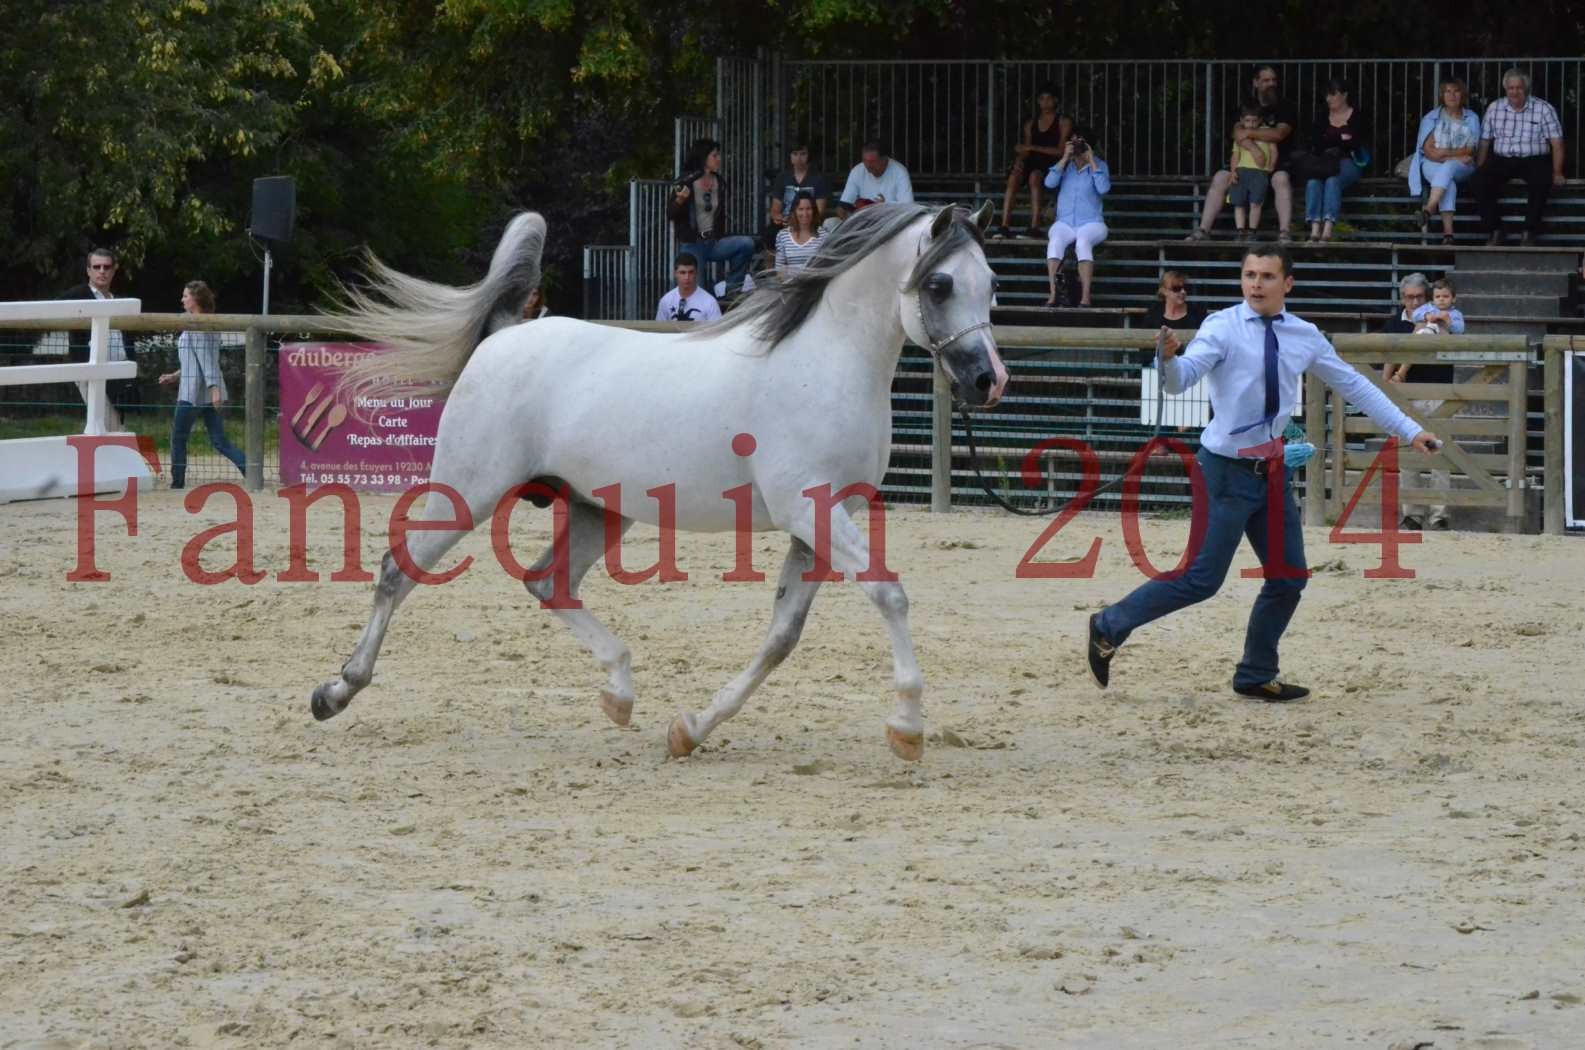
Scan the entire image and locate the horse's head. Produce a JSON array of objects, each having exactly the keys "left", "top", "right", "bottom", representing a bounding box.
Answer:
[{"left": 900, "top": 203, "right": 1009, "bottom": 409}]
